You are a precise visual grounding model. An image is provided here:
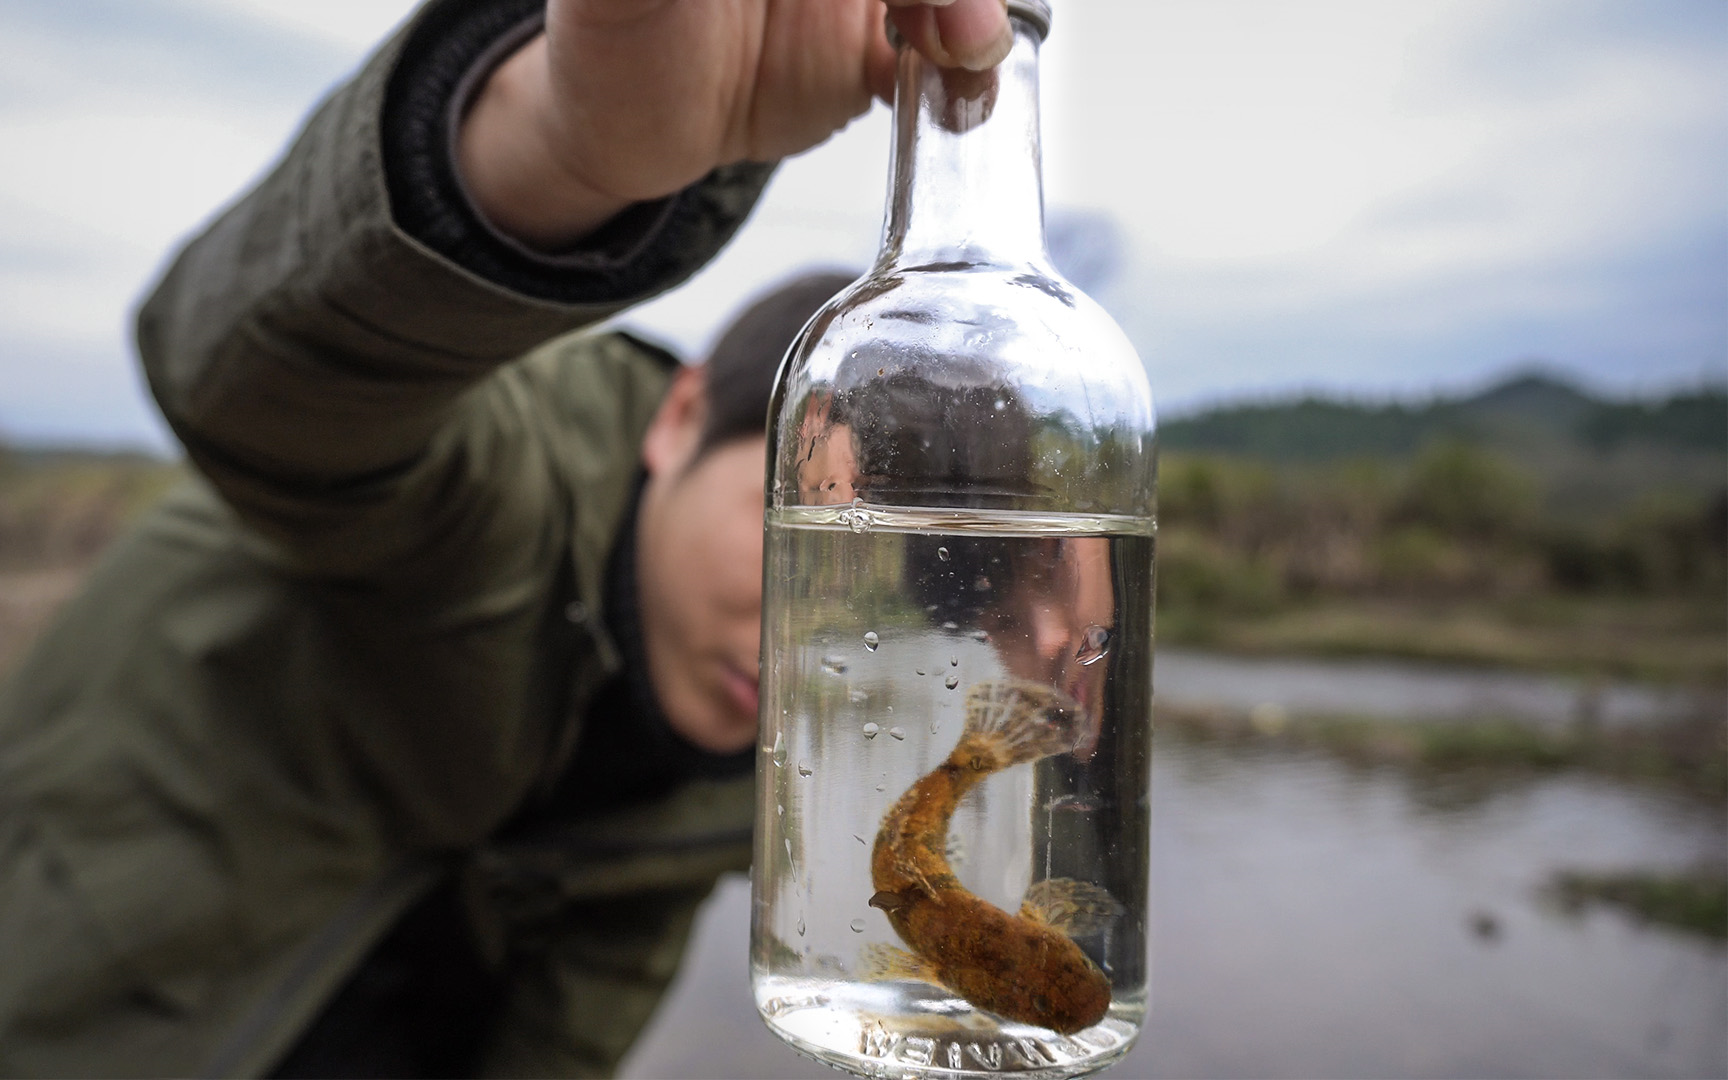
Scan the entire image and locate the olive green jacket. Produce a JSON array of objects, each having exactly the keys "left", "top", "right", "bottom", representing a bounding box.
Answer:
[{"left": 0, "top": 3, "right": 771, "bottom": 1075}]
